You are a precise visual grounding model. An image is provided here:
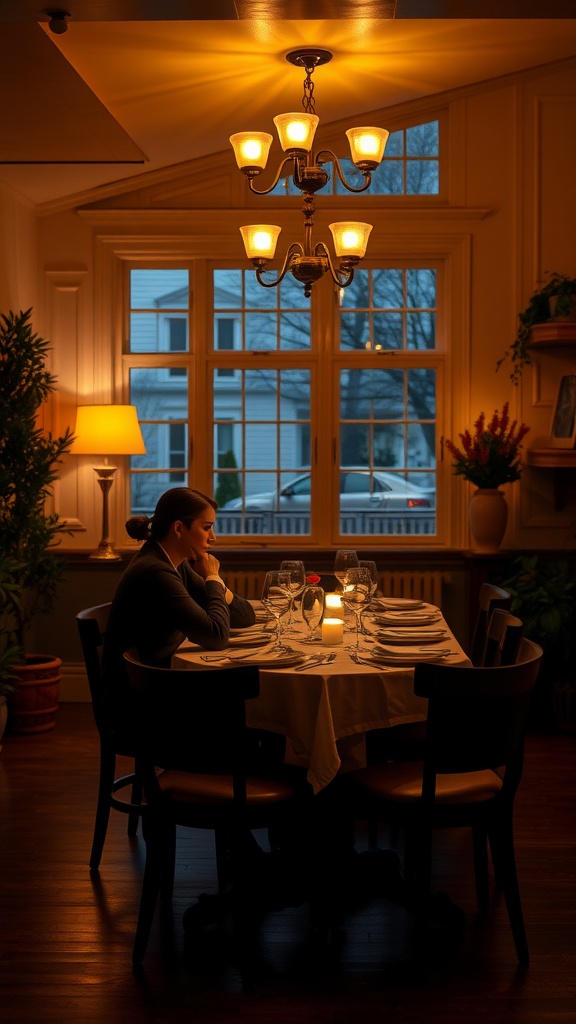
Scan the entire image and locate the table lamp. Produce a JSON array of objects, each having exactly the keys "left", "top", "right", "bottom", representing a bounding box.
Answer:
[{"left": 72, "top": 404, "right": 146, "bottom": 561}]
